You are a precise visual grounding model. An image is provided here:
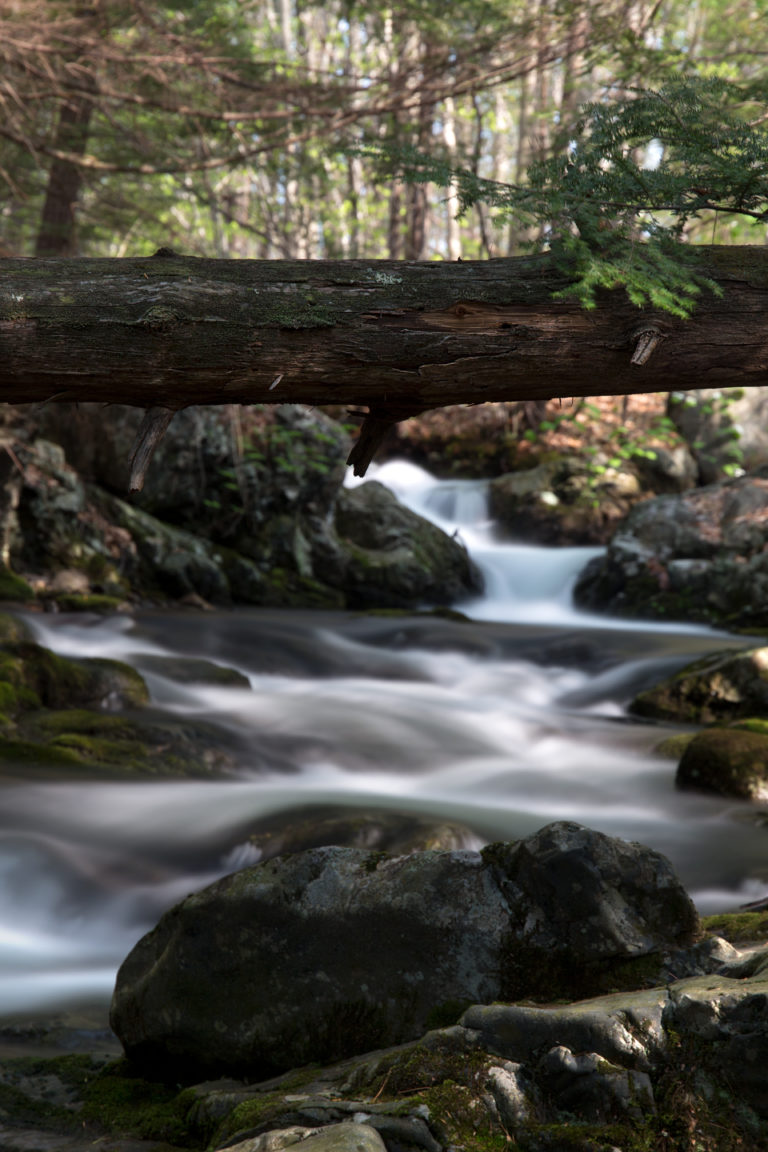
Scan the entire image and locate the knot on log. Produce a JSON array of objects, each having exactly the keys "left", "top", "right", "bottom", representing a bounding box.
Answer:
[
  {"left": 630, "top": 326, "right": 665, "bottom": 366},
  {"left": 136, "top": 305, "right": 184, "bottom": 332}
]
